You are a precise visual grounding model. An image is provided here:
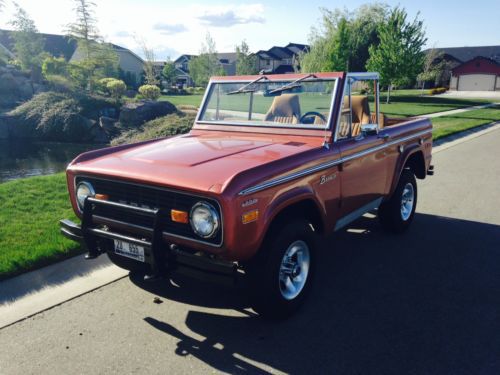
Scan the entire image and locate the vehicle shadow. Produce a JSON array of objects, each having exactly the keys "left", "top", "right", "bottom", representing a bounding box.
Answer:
[{"left": 140, "top": 213, "right": 500, "bottom": 374}]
